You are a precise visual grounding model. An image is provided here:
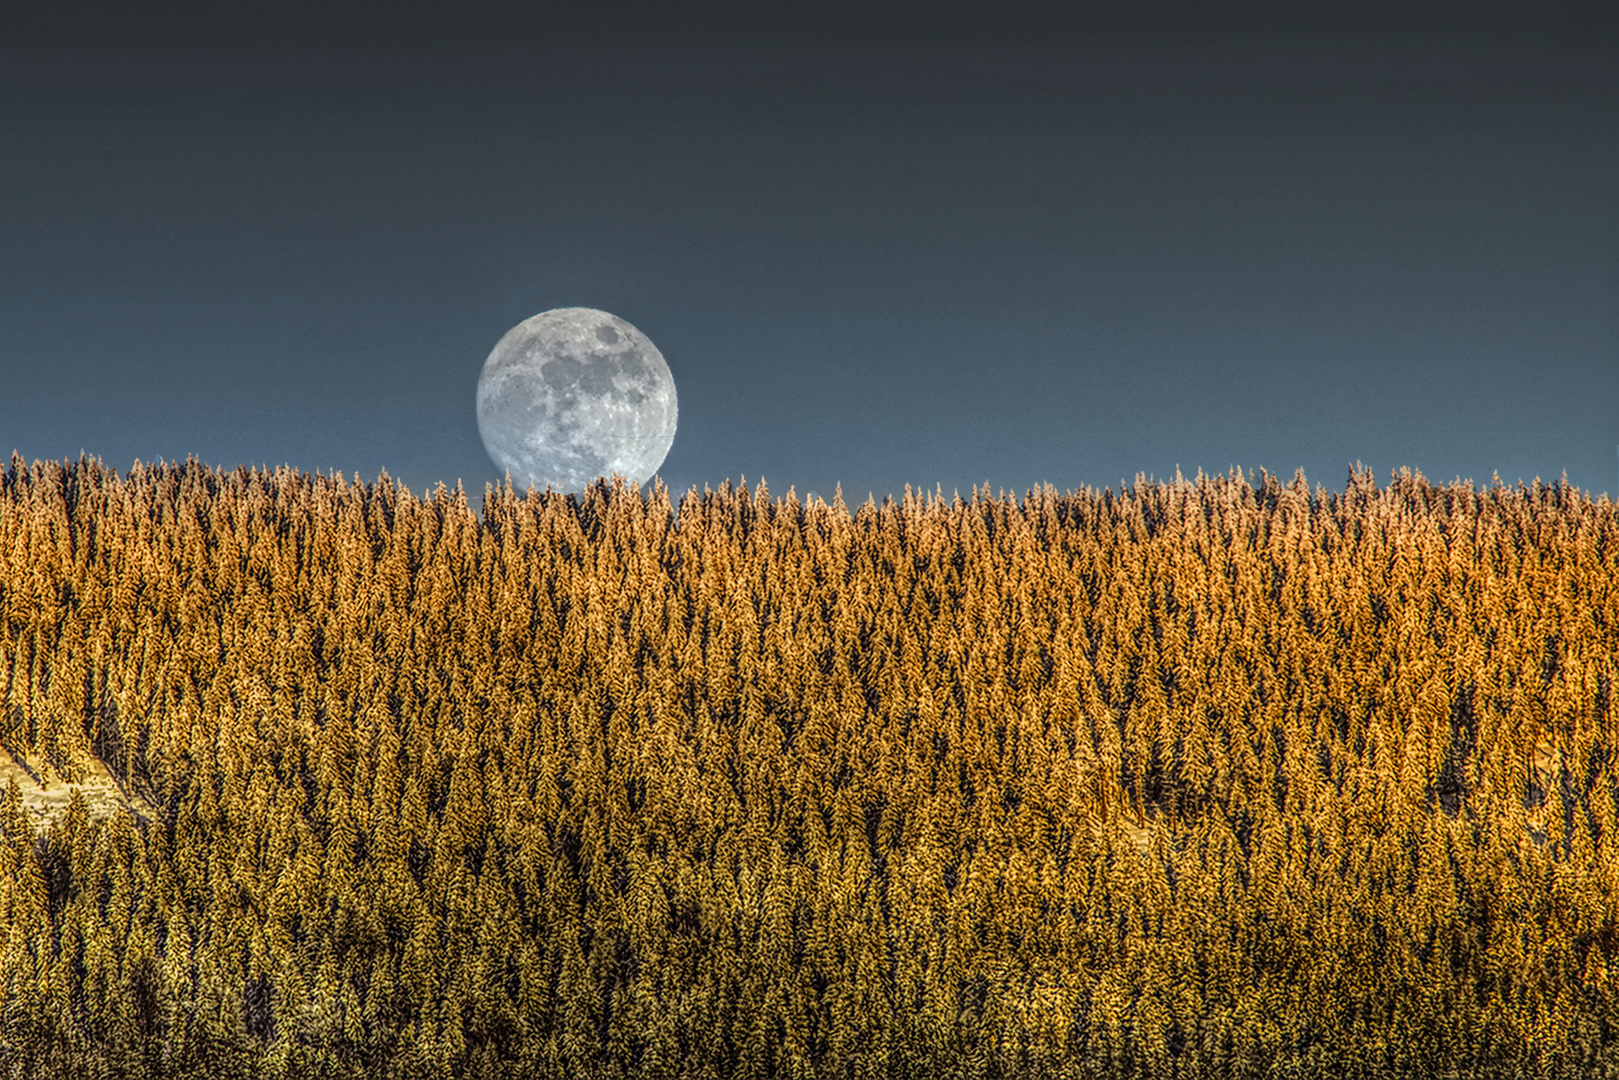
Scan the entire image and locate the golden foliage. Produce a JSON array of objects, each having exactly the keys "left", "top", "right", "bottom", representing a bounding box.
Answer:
[{"left": 0, "top": 454, "right": 1615, "bottom": 1078}]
